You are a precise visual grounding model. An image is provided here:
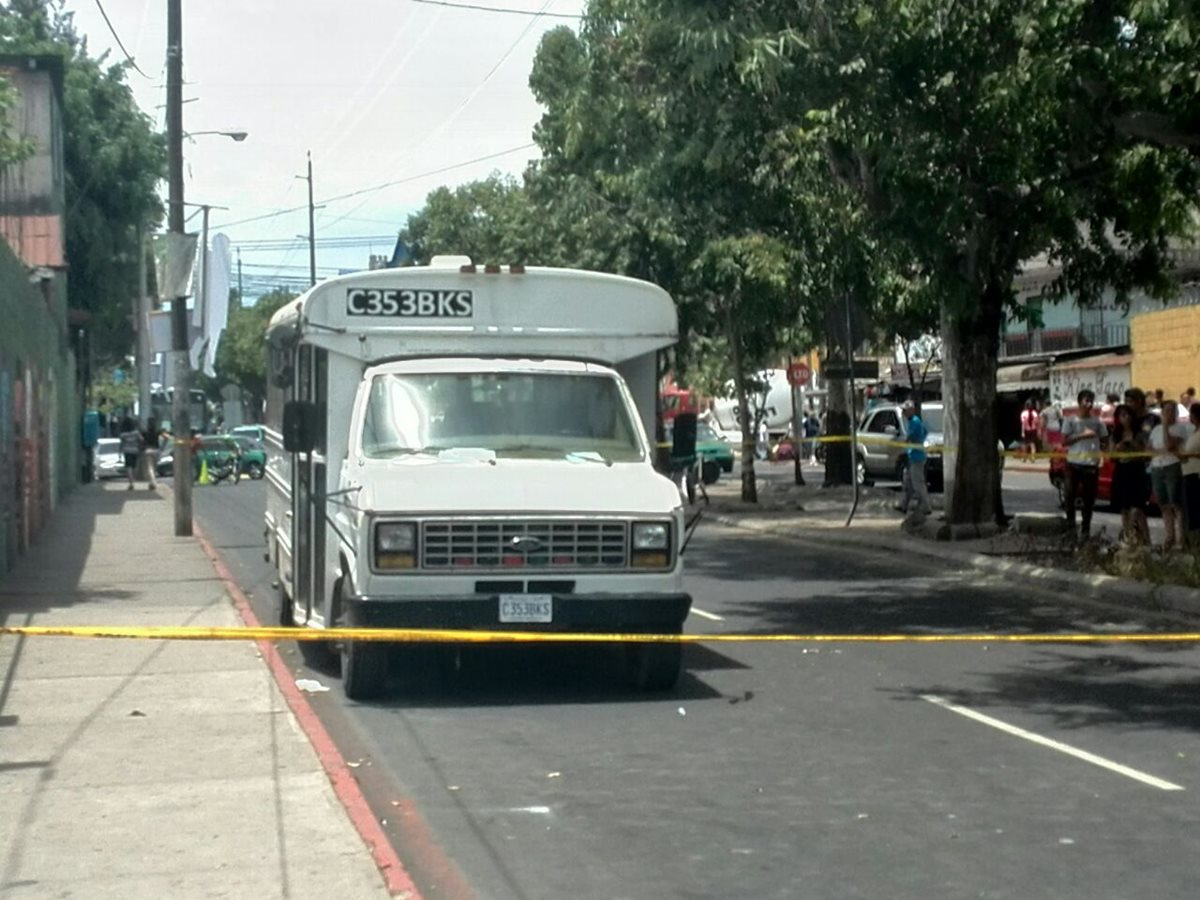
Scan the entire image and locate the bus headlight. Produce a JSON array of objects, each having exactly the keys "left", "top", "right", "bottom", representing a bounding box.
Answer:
[
  {"left": 375, "top": 522, "right": 416, "bottom": 569},
  {"left": 632, "top": 522, "right": 671, "bottom": 568}
]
